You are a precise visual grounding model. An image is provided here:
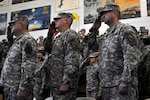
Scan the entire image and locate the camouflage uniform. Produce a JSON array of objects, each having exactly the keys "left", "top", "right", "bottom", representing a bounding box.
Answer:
[
  {"left": 98, "top": 22, "right": 141, "bottom": 100},
  {"left": 138, "top": 35, "right": 150, "bottom": 99},
  {"left": 80, "top": 52, "right": 100, "bottom": 98},
  {"left": 86, "top": 64, "right": 100, "bottom": 98},
  {"left": 0, "top": 33, "right": 37, "bottom": 100},
  {"left": 80, "top": 36, "right": 89, "bottom": 59},
  {"left": 33, "top": 54, "right": 50, "bottom": 100},
  {"left": 49, "top": 29, "right": 80, "bottom": 100},
  {"left": 34, "top": 63, "right": 47, "bottom": 100}
]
